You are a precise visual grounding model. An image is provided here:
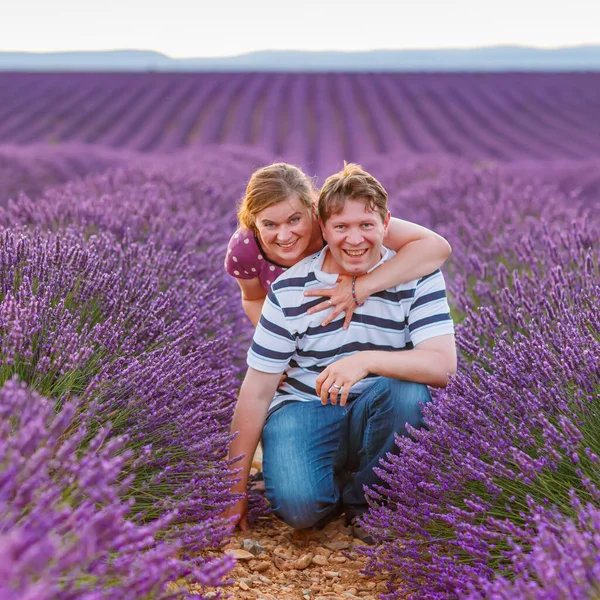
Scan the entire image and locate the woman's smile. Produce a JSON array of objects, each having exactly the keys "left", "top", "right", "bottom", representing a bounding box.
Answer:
[{"left": 277, "top": 238, "right": 298, "bottom": 250}]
